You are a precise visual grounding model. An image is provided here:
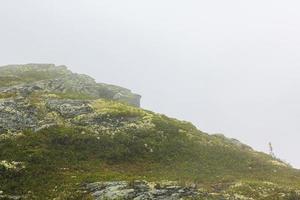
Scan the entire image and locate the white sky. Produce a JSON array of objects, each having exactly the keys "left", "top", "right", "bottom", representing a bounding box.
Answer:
[{"left": 1, "top": 0, "right": 300, "bottom": 168}]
